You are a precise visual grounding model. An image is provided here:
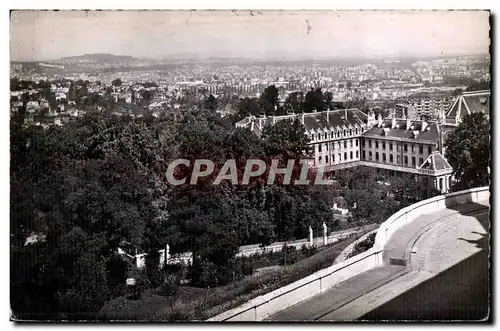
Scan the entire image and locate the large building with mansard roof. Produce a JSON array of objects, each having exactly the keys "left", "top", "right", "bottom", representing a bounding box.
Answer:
[
  {"left": 236, "top": 108, "right": 454, "bottom": 193},
  {"left": 236, "top": 90, "right": 490, "bottom": 194}
]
